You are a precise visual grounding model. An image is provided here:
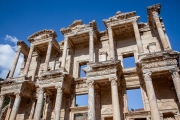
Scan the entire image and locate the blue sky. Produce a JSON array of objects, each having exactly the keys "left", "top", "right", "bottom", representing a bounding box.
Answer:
[{"left": 0, "top": 0, "right": 180, "bottom": 109}]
